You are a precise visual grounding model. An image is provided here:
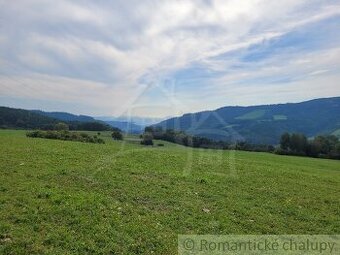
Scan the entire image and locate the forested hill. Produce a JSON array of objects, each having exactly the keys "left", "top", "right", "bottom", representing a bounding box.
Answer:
[
  {"left": 31, "top": 110, "right": 95, "bottom": 122},
  {"left": 0, "top": 107, "right": 60, "bottom": 130},
  {"left": 32, "top": 110, "right": 143, "bottom": 133},
  {"left": 0, "top": 107, "right": 112, "bottom": 131},
  {"left": 155, "top": 97, "right": 340, "bottom": 144}
]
